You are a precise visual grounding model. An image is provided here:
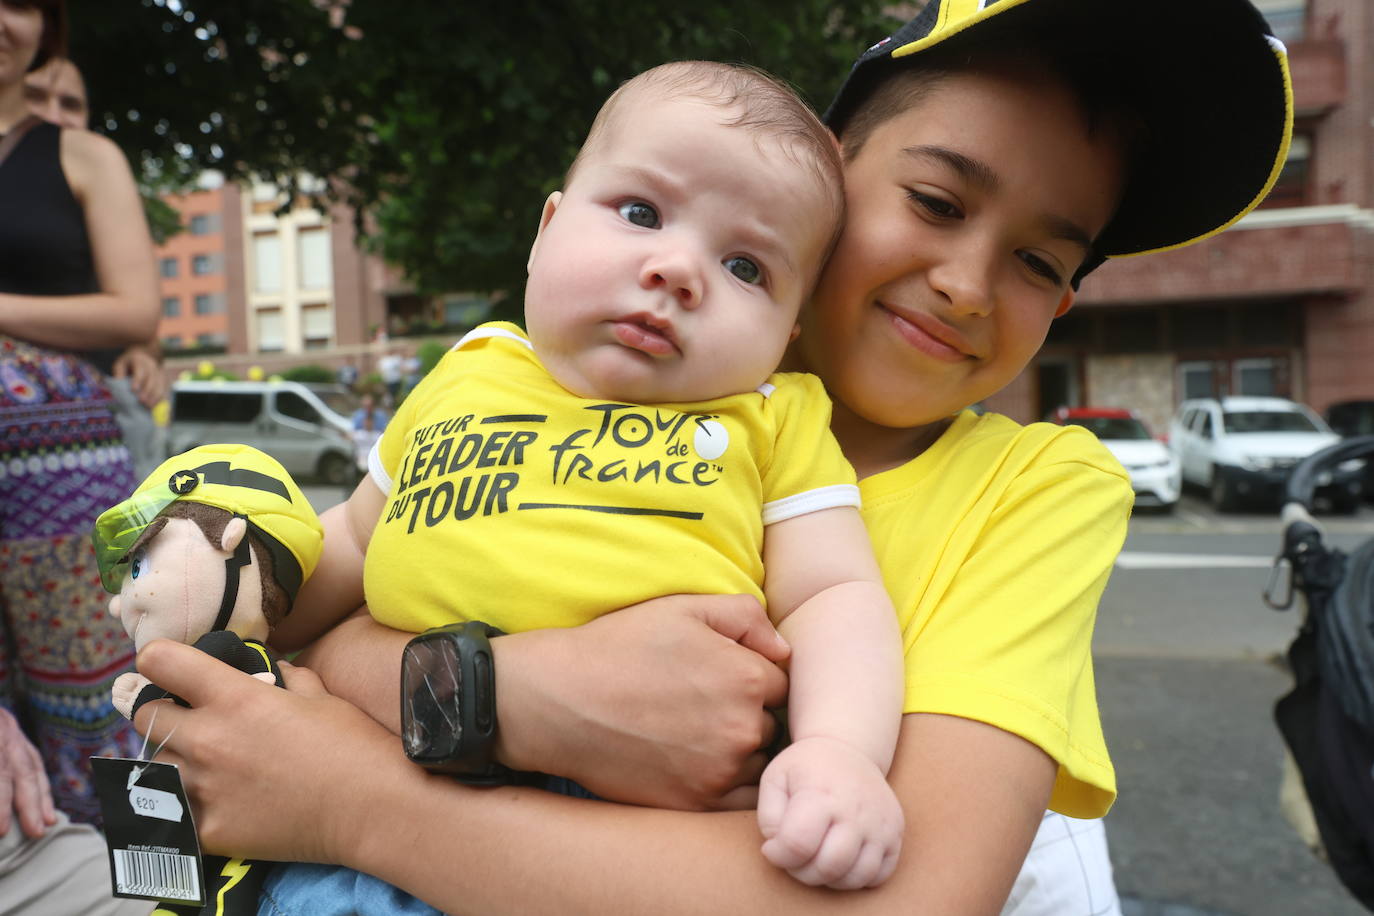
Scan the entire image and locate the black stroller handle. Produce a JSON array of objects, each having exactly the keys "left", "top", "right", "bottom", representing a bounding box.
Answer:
[
  {"left": 1284, "top": 434, "right": 1374, "bottom": 510},
  {"left": 1266, "top": 435, "right": 1374, "bottom": 611}
]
